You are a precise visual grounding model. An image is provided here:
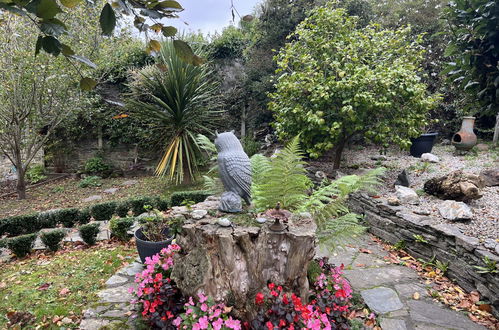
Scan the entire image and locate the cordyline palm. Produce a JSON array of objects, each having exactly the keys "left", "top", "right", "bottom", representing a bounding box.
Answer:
[{"left": 128, "top": 41, "right": 219, "bottom": 184}]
